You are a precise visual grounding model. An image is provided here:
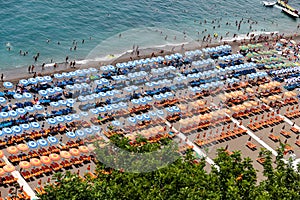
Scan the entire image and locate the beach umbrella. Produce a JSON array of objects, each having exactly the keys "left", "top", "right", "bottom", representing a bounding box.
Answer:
[
  {"left": 46, "top": 88, "right": 56, "bottom": 95},
  {"left": 142, "top": 113, "right": 151, "bottom": 120},
  {"left": 3, "top": 164, "right": 15, "bottom": 173},
  {"left": 20, "top": 124, "right": 30, "bottom": 131},
  {"left": 60, "top": 151, "right": 72, "bottom": 159},
  {"left": 23, "top": 93, "right": 32, "bottom": 100},
  {"left": 66, "top": 98, "right": 75, "bottom": 106},
  {"left": 31, "top": 122, "right": 40, "bottom": 129},
  {"left": 3, "top": 127, "right": 12, "bottom": 135},
  {"left": 0, "top": 97, "right": 6, "bottom": 105},
  {"left": 54, "top": 73, "right": 63, "bottom": 79},
  {"left": 39, "top": 90, "right": 48, "bottom": 97},
  {"left": 172, "top": 106, "right": 180, "bottom": 112},
  {"left": 112, "top": 120, "right": 121, "bottom": 127},
  {"left": 47, "top": 118, "right": 56, "bottom": 125},
  {"left": 66, "top": 85, "right": 74, "bottom": 90},
  {"left": 19, "top": 161, "right": 31, "bottom": 169},
  {"left": 44, "top": 76, "right": 52, "bottom": 82},
  {"left": 105, "top": 105, "right": 113, "bottom": 111},
  {"left": 64, "top": 115, "right": 73, "bottom": 122},
  {"left": 0, "top": 150, "right": 3, "bottom": 158},
  {"left": 84, "top": 128, "right": 93, "bottom": 135},
  {"left": 27, "top": 141, "right": 38, "bottom": 149},
  {"left": 49, "top": 153, "right": 60, "bottom": 161},
  {"left": 12, "top": 126, "right": 22, "bottom": 134},
  {"left": 135, "top": 115, "right": 144, "bottom": 121},
  {"left": 25, "top": 106, "right": 35, "bottom": 113},
  {"left": 69, "top": 148, "right": 80, "bottom": 157},
  {"left": 14, "top": 93, "right": 23, "bottom": 100},
  {"left": 91, "top": 125, "right": 101, "bottom": 133},
  {"left": 156, "top": 110, "right": 164, "bottom": 116},
  {"left": 47, "top": 136, "right": 59, "bottom": 145},
  {"left": 19, "top": 79, "right": 28, "bottom": 86},
  {"left": 78, "top": 146, "right": 89, "bottom": 154},
  {"left": 28, "top": 78, "right": 38, "bottom": 84},
  {"left": 128, "top": 117, "right": 136, "bottom": 124},
  {"left": 50, "top": 102, "right": 60, "bottom": 108},
  {"left": 71, "top": 114, "right": 80, "bottom": 120},
  {"left": 111, "top": 104, "right": 119, "bottom": 110},
  {"left": 55, "top": 116, "right": 65, "bottom": 123},
  {"left": 36, "top": 76, "right": 45, "bottom": 82},
  {"left": 30, "top": 158, "right": 42, "bottom": 167},
  {"left": 6, "top": 146, "right": 18, "bottom": 154},
  {"left": 54, "top": 87, "right": 63, "bottom": 93},
  {"left": 66, "top": 131, "right": 76, "bottom": 139},
  {"left": 17, "top": 143, "right": 29, "bottom": 151},
  {"left": 3, "top": 82, "right": 13, "bottom": 89},
  {"left": 37, "top": 139, "right": 48, "bottom": 147},
  {"left": 34, "top": 104, "right": 43, "bottom": 111},
  {"left": 0, "top": 112, "right": 9, "bottom": 119},
  {"left": 40, "top": 156, "right": 52, "bottom": 165},
  {"left": 0, "top": 168, "right": 5, "bottom": 176},
  {"left": 0, "top": 130, "right": 3, "bottom": 137},
  {"left": 166, "top": 107, "right": 174, "bottom": 113},
  {"left": 75, "top": 130, "right": 86, "bottom": 138}
]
